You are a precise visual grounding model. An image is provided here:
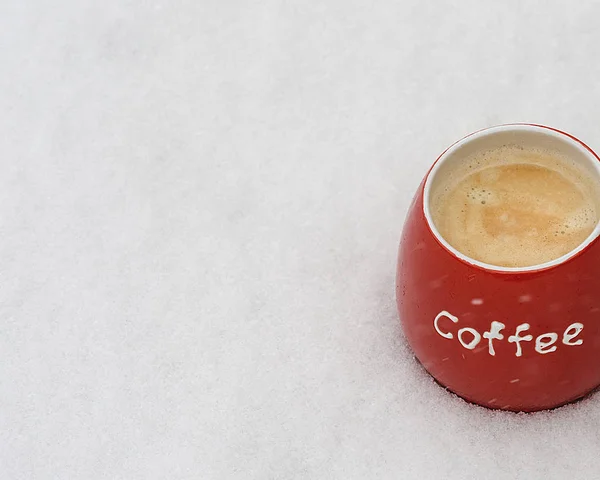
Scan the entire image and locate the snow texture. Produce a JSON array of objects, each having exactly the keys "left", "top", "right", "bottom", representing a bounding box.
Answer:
[{"left": 1, "top": 0, "right": 600, "bottom": 478}]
